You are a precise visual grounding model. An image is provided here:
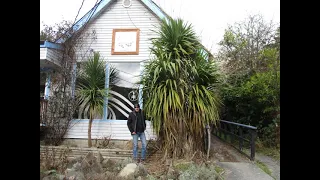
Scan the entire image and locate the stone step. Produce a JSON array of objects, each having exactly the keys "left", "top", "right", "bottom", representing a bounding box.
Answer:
[
  {"left": 40, "top": 146, "right": 132, "bottom": 152},
  {"left": 40, "top": 146, "right": 161, "bottom": 159}
]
